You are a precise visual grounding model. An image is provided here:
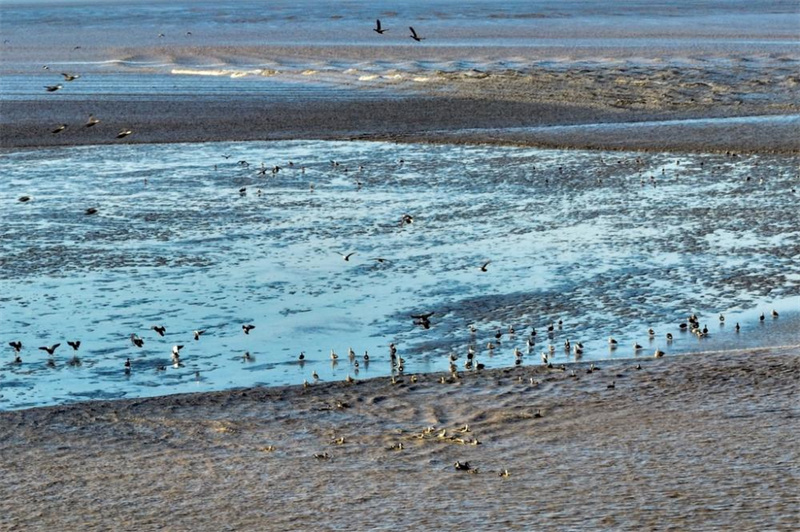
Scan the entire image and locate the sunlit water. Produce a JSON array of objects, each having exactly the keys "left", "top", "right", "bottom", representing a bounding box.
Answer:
[{"left": 0, "top": 140, "right": 798, "bottom": 409}]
